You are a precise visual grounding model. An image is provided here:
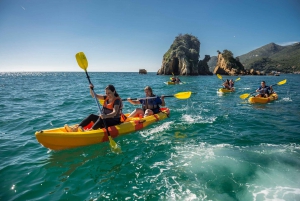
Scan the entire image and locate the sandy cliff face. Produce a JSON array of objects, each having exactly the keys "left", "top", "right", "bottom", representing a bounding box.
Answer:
[{"left": 213, "top": 53, "right": 261, "bottom": 75}]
